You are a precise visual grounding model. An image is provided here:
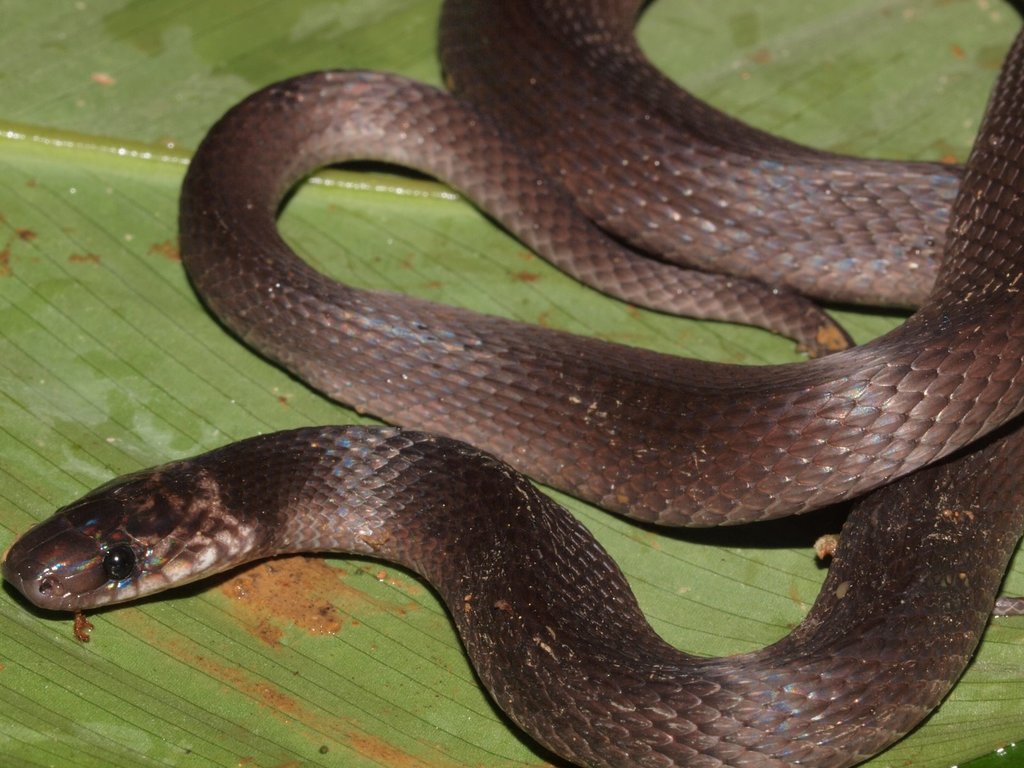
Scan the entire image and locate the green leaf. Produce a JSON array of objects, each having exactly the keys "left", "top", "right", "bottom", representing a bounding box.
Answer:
[{"left": 0, "top": 1, "right": 1020, "bottom": 767}]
